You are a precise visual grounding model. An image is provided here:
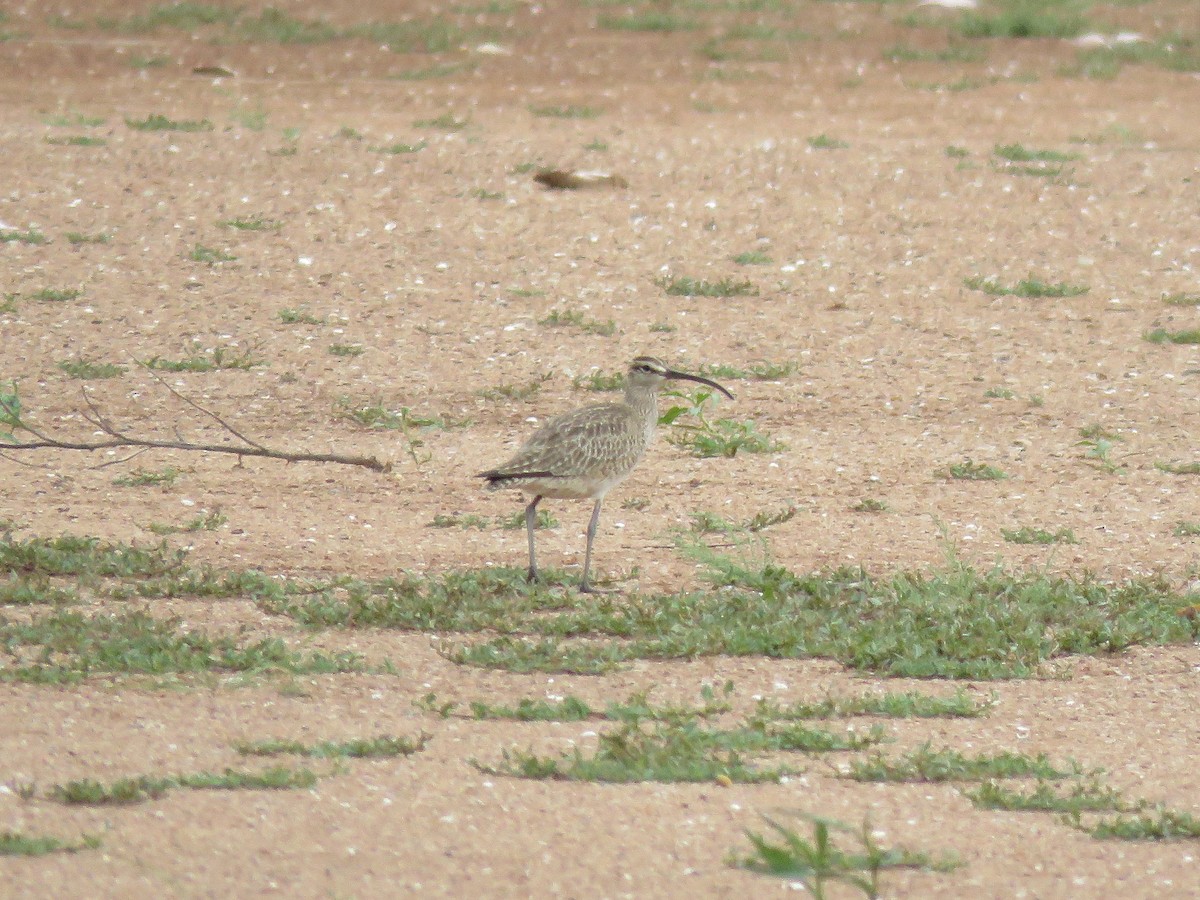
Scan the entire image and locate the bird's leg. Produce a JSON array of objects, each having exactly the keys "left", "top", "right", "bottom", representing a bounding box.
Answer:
[
  {"left": 578, "top": 498, "right": 608, "bottom": 594},
  {"left": 525, "top": 495, "right": 542, "bottom": 584}
]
